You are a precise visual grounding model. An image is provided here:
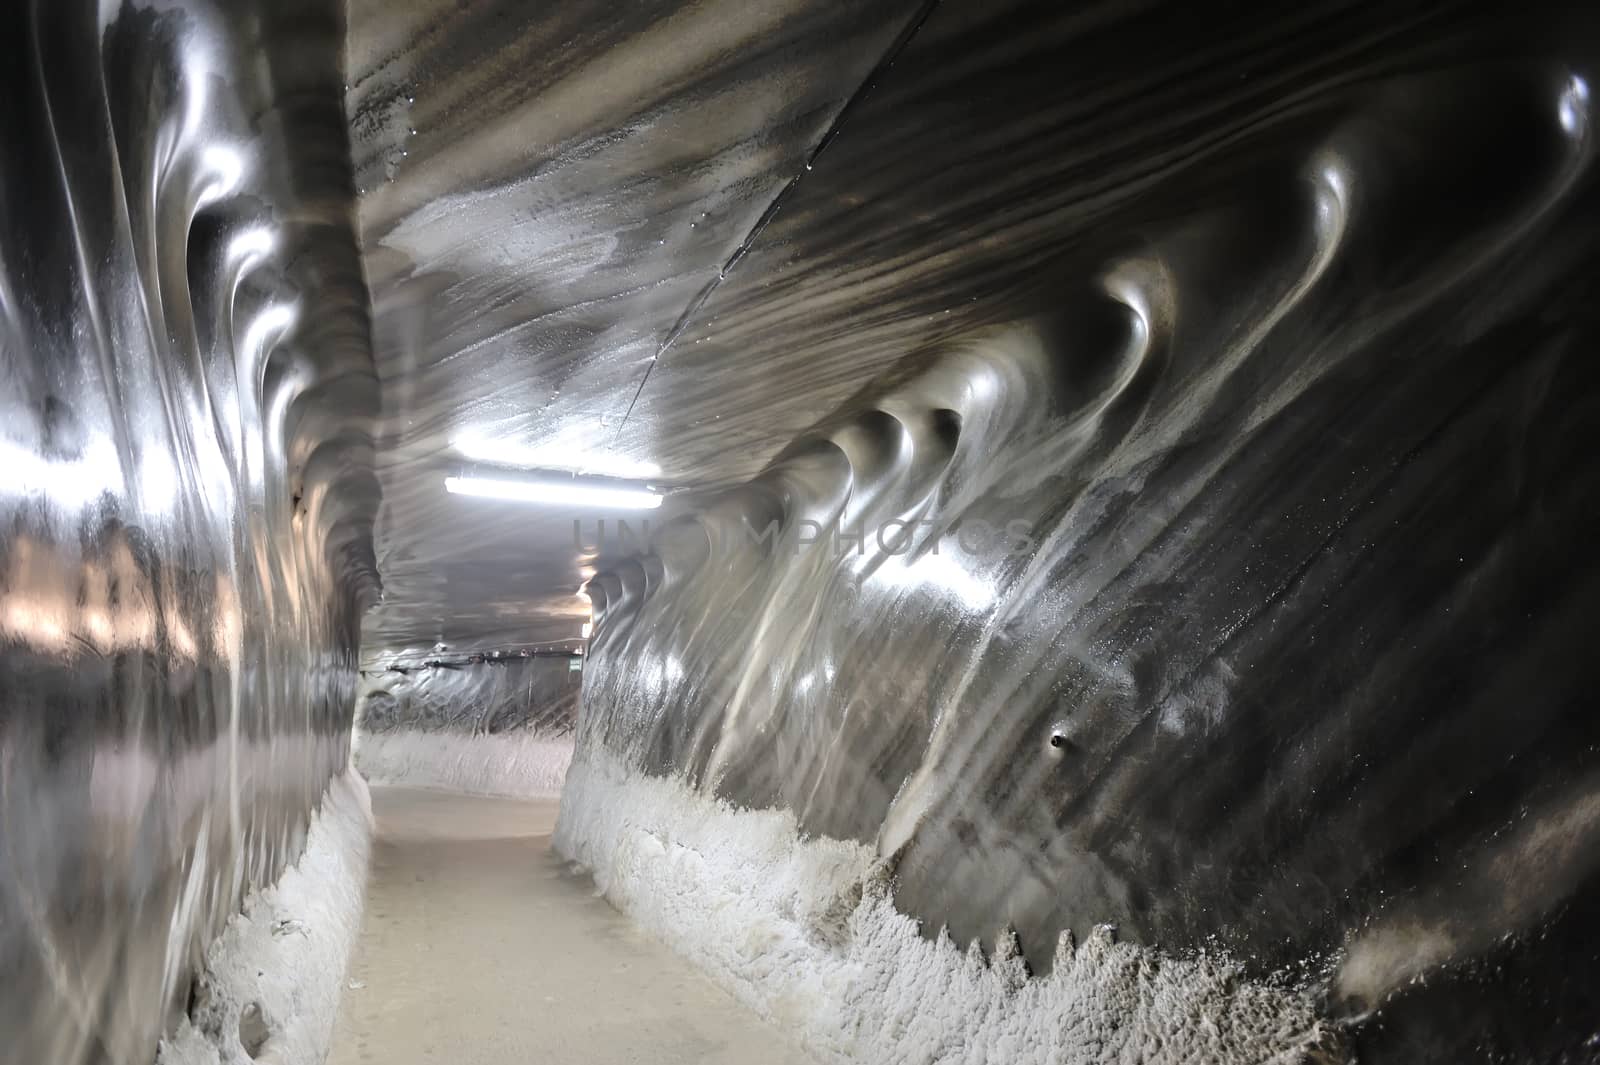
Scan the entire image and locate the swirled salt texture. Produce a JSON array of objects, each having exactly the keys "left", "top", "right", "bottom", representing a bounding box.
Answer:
[
  {"left": 0, "top": 2, "right": 377, "bottom": 1062},
  {"left": 560, "top": 27, "right": 1600, "bottom": 1063},
  {"left": 6, "top": 0, "right": 1595, "bottom": 1061}
]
